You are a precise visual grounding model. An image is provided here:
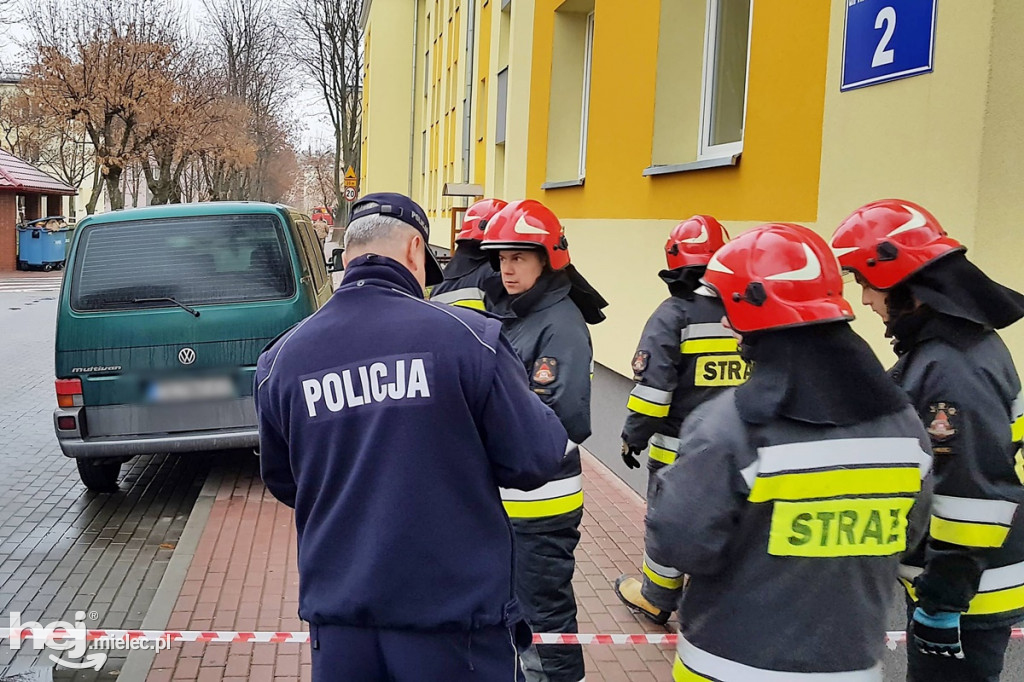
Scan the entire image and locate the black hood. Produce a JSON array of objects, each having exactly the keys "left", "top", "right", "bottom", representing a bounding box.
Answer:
[
  {"left": 902, "top": 251, "right": 1024, "bottom": 330},
  {"left": 442, "top": 241, "right": 489, "bottom": 280},
  {"left": 736, "top": 322, "right": 909, "bottom": 426},
  {"left": 659, "top": 266, "right": 706, "bottom": 299},
  {"left": 565, "top": 264, "right": 608, "bottom": 324}
]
